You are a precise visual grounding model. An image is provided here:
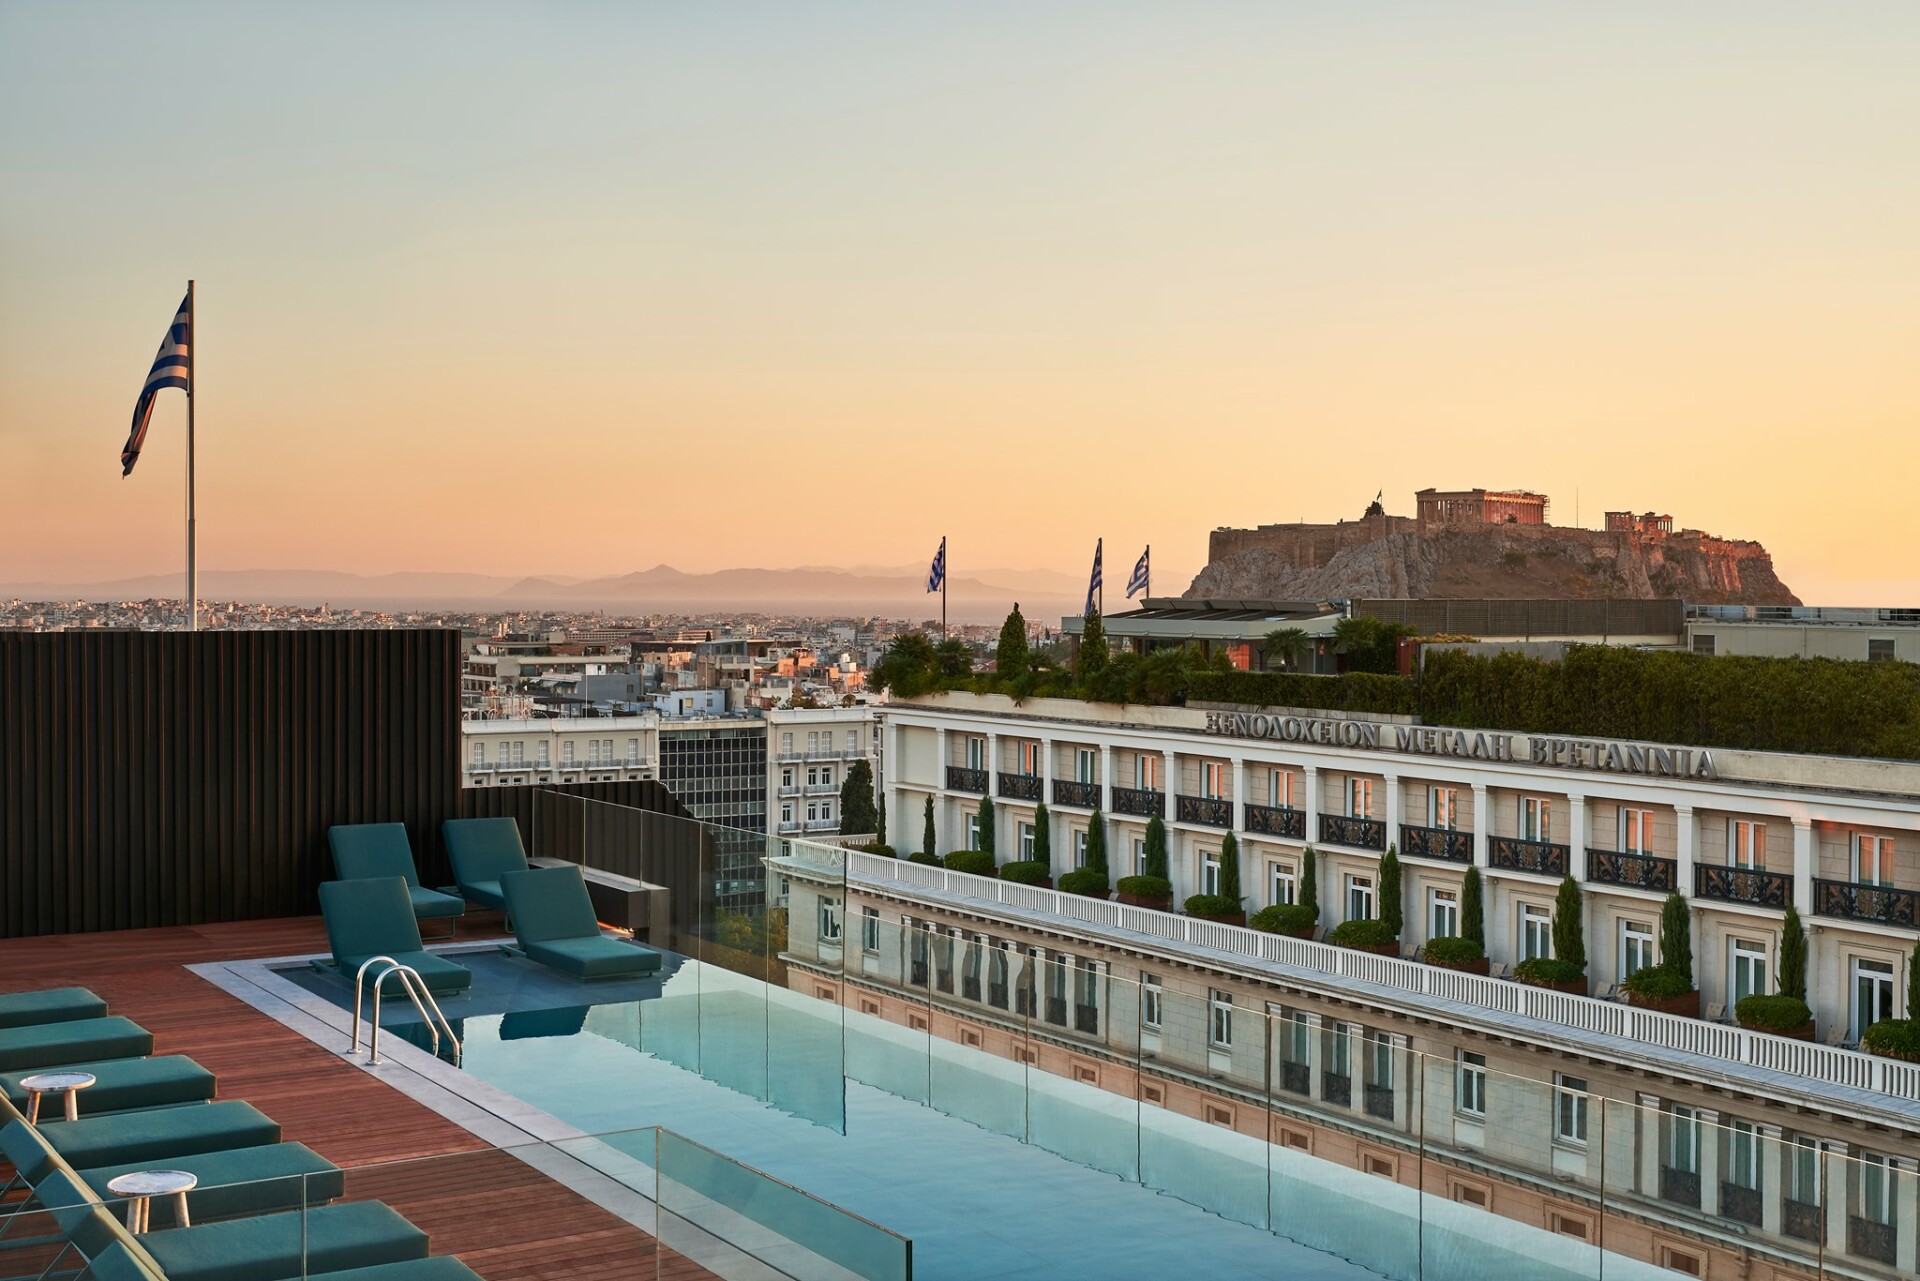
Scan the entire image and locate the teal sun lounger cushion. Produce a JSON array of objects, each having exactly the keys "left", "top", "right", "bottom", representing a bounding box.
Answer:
[
  {"left": 329, "top": 823, "right": 466, "bottom": 923},
  {"left": 500, "top": 864, "right": 663, "bottom": 980},
  {"left": 0, "top": 986, "right": 108, "bottom": 1029},
  {"left": 0, "top": 1015, "right": 153, "bottom": 1073},
  {"left": 318, "top": 877, "right": 472, "bottom": 996},
  {"left": 441, "top": 817, "right": 530, "bottom": 911}
]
